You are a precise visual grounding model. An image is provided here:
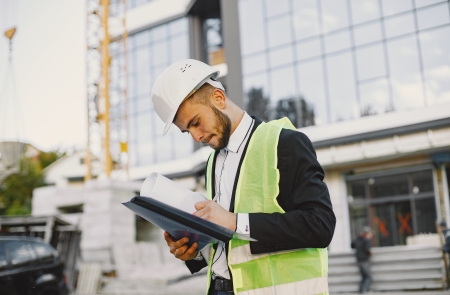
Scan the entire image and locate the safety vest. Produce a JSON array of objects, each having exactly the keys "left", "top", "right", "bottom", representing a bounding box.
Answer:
[{"left": 205, "top": 118, "right": 329, "bottom": 295}]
